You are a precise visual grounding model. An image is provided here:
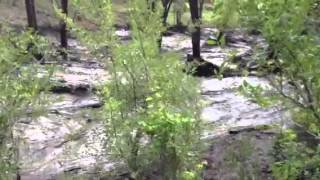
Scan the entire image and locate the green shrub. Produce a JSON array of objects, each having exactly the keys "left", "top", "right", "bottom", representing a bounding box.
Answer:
[
  {"left": 101, "top": 1, "right": 203, "bottom": 179},
  {"left": 67, "top": 0, "right": 203, "bottom": 179},
  {"left": 0, "top": 26, "right": 53, "bottom": 179},
  {"left": 272, "top": 130, "right": 320, "bottom": 180},
  {"left": 212, "top": 0, "right": 320, "bottom": 179}
]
